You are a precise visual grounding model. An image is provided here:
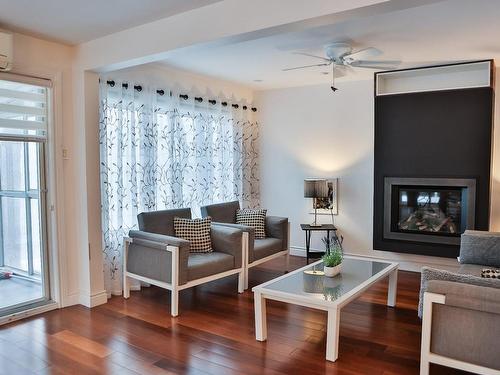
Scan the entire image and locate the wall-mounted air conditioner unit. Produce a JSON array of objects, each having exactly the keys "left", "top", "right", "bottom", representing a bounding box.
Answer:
[{"left": 0, "top": 31, "right": 13, "bottom": 71}]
